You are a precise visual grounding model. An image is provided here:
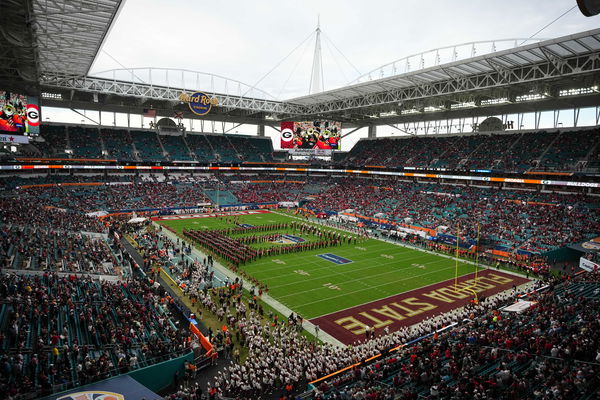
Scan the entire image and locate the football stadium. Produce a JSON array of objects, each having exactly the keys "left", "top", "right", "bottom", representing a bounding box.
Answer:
[{"left": 1, "top": 0, "right": 600, "bottom": 399}]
